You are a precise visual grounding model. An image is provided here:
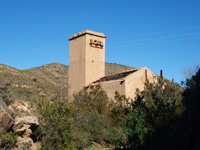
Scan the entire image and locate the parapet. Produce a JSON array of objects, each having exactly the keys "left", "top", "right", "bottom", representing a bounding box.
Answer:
[{"left": 68, "top": 30, "right": 107, "bottom": 41}]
